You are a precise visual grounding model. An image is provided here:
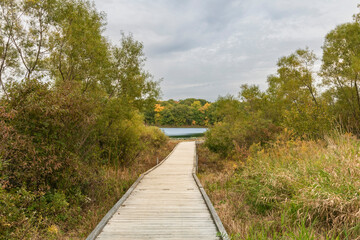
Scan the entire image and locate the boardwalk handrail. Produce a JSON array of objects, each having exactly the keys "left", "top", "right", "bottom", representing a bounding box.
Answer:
[
  {"left": 193, "top": 141, "right": 230, "bottom": 240},
  {"left": 86, "top": 143, "right": 180, "bottom": 240}
]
